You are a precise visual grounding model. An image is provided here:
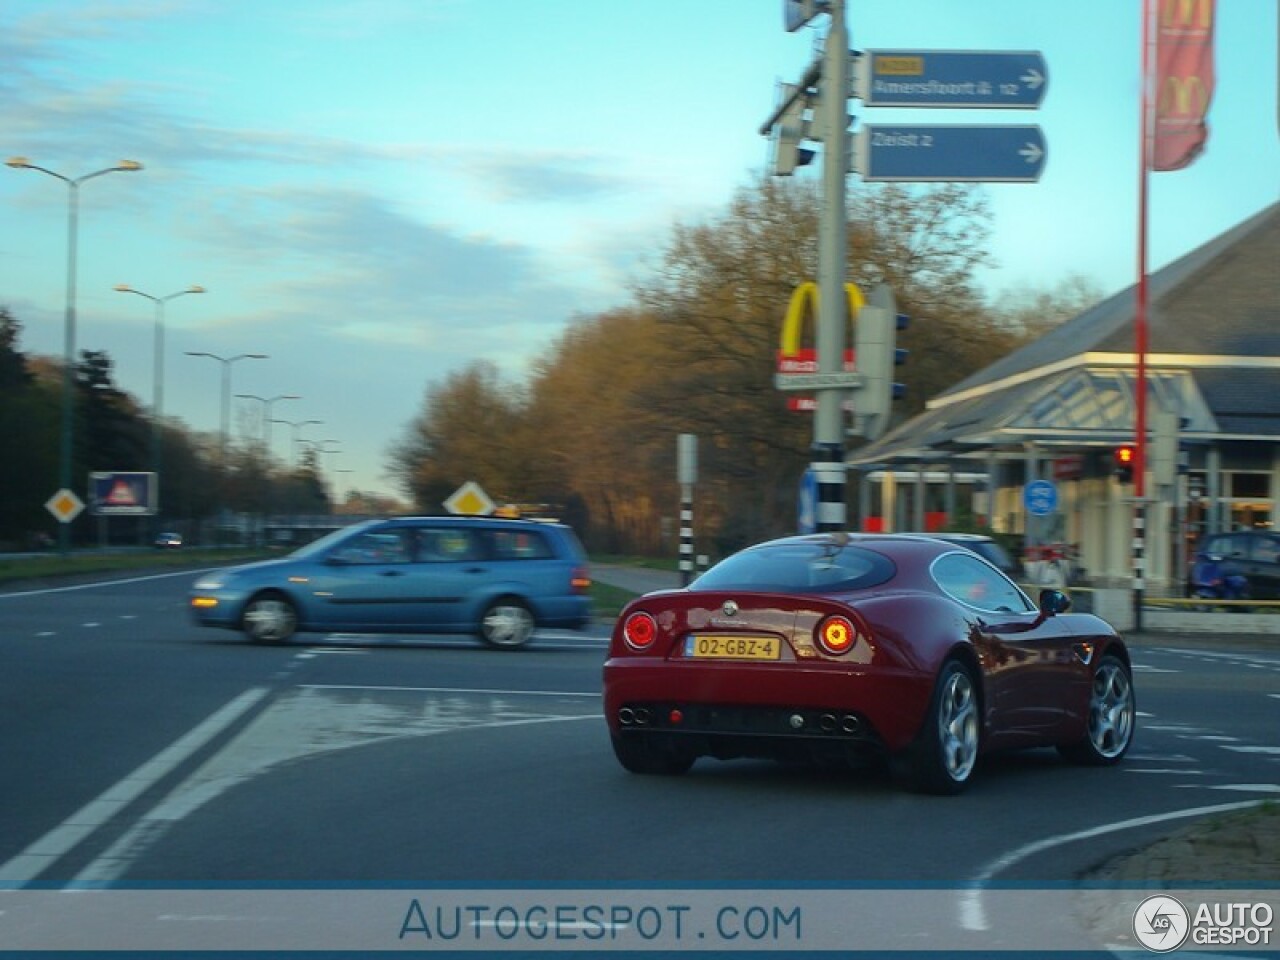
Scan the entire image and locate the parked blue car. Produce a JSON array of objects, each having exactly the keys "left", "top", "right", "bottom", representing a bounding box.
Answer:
[{"left": 189, "top": 516, "right": 592, "bottom": 648}]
